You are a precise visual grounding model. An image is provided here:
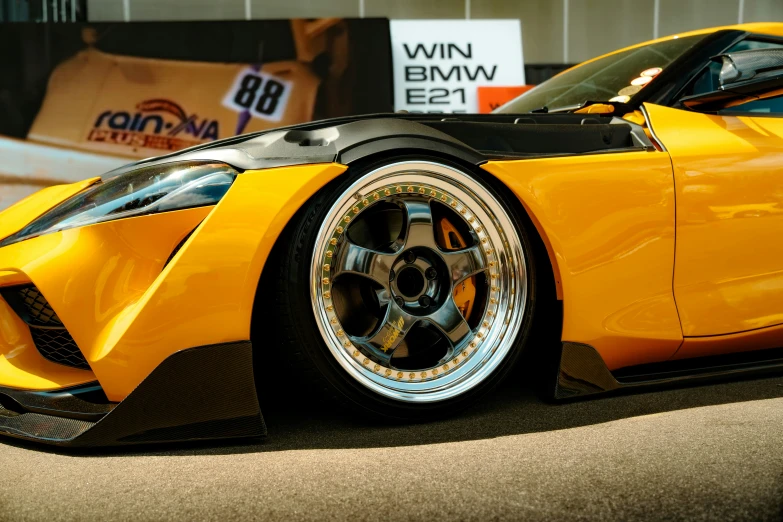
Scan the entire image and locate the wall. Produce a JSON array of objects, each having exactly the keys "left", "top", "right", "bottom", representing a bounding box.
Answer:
[{"left": 87, "top": 0, "right": 783, "bottom": 63}]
